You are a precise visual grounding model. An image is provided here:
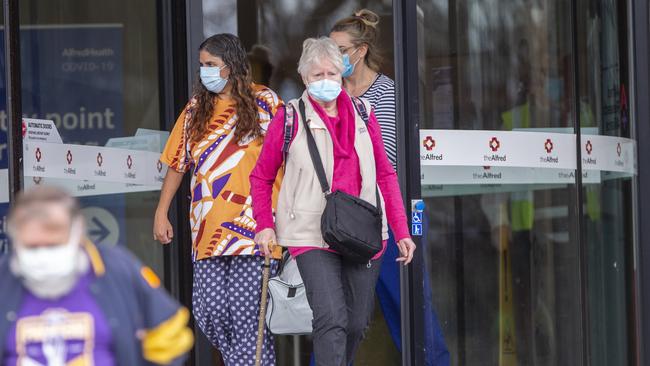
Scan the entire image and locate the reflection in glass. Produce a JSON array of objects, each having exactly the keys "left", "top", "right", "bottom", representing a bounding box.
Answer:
[
  {"left": 577, "top": 1, "right": 638, "bottom": 365},
  {"left": 418, "top": 1, "right": 583, "bottom": 365},
  {"left": 17, "top": 0, "right": 166, "bottom": 278}
]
